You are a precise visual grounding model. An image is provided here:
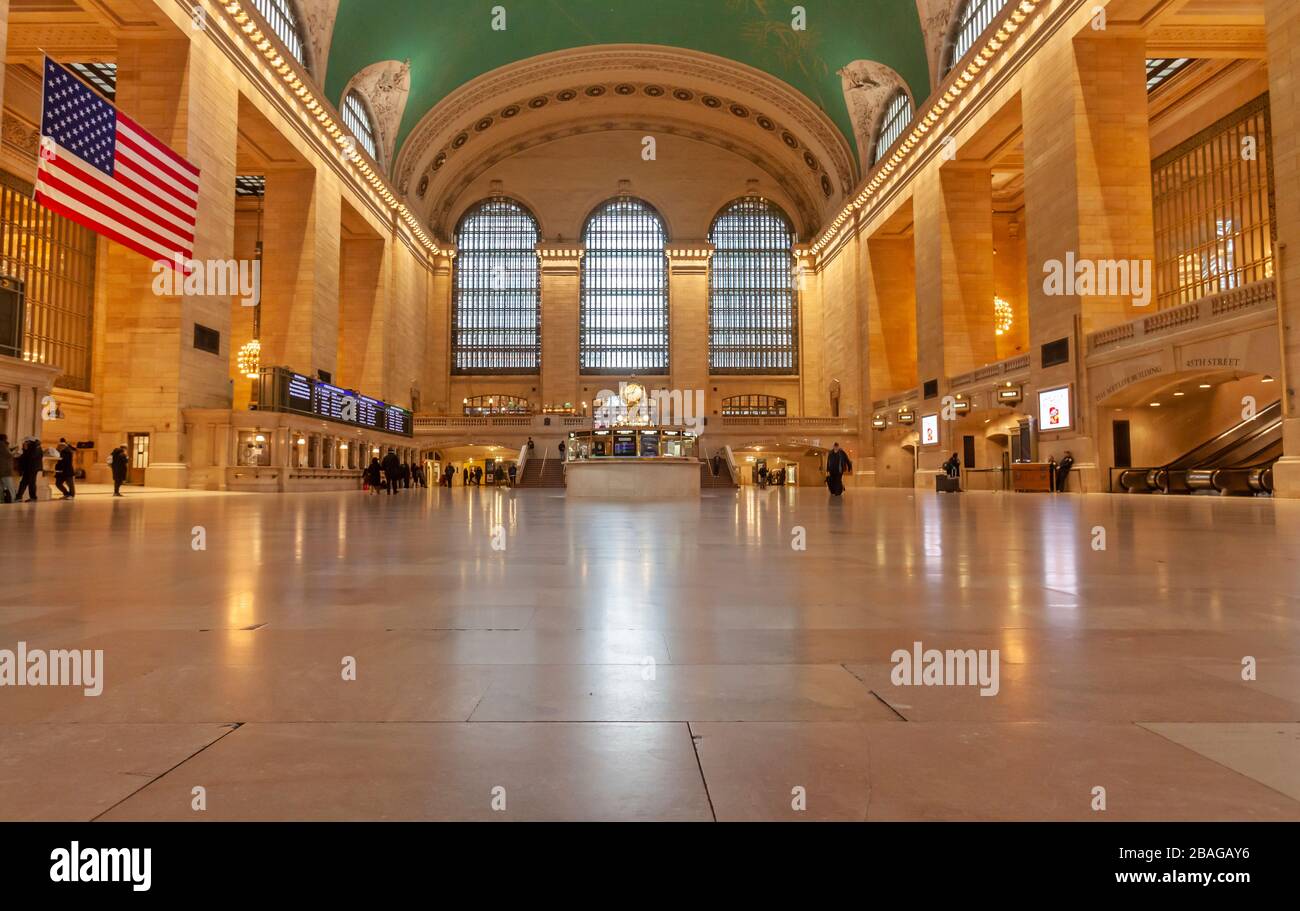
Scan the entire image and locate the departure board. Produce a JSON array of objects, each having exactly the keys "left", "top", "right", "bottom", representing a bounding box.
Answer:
[{"left": 264, "top": 368, "right": 413, "bottom": 437}]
